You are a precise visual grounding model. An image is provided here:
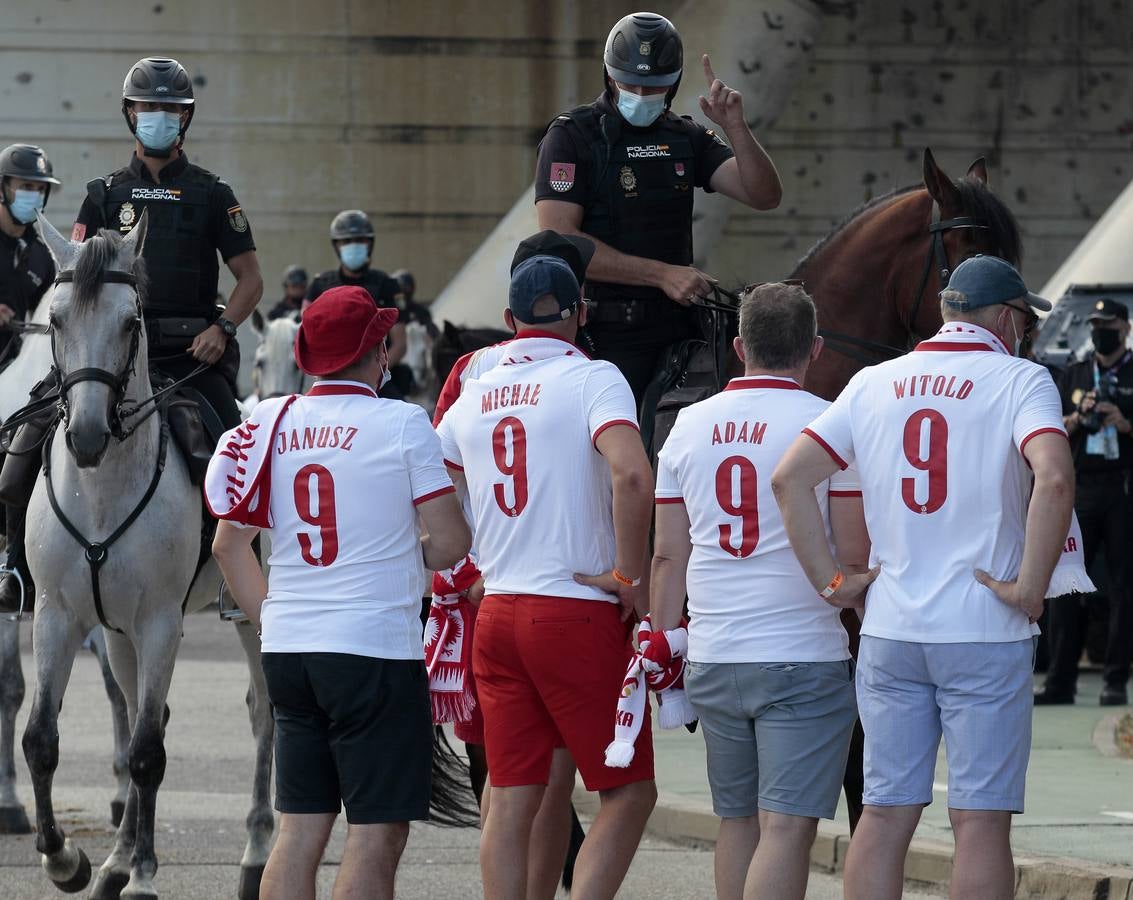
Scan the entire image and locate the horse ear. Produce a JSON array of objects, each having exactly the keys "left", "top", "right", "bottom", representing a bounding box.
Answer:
[
  {"left": 922, "top": 148, "right": 960, "bottom": 207},
  {"left": 443, "top": 320, "right": 459, "bottom": 342},
  {"left": 120, "top": 207, "right": 148, "bottom": 260},
  {"left": 966, "top": 157, "right": 989, "bottom": 186},
  {"left": 250, "top": 308, "right": 265, "bottom": 337},
  {"left": 35, "top": 212, "right": 79, "bottom": 271}
]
